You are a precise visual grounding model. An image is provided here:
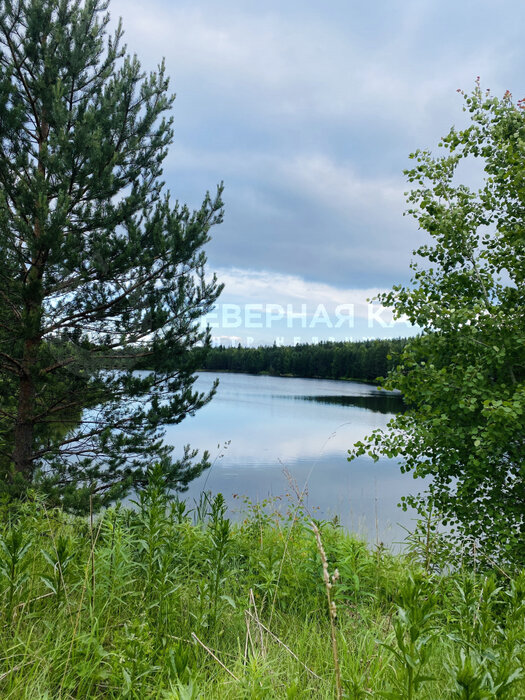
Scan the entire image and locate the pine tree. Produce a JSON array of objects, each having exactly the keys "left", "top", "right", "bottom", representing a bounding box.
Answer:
[{"left": 0, "top": 0, "right": 223, "bottom": 511}]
